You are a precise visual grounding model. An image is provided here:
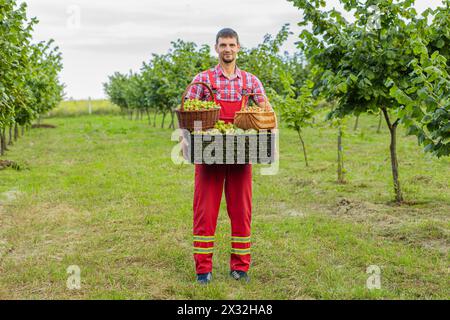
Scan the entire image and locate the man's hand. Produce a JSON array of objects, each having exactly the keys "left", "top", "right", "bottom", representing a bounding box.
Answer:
[
  {"left": 256, "top": 98, "right": 273, "bottom": 111},
  {"left": 256, "top": 100, "right": 278, "bottom": 129}
]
